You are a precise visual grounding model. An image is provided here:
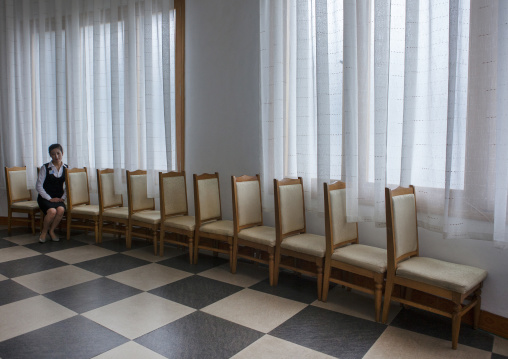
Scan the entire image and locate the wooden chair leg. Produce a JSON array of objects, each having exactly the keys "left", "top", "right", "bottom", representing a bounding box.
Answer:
[
  {"left": 94, "top": 221, "right": 99, "bottom": 244},
  {"left": 231, "top": 237, "right": 238, "bottom": 274},
  {"left": 322, "top": 258, "right": 331, "bottom": 302},
  {"left": 66, "top": 214, "right": 72, "bottom": 240},
  {"left": 451, "top": 303, "right": 462, "bottom": 350},
  {"left": 31, "top": 213, "right": 36, "bottom": 235},
  {"left": 268, "top": 253, "right": 274, "bottom": 286},
  {"left": 193, "top": 233, "right": 200, "bottom": 264},
  {"left": 382, "top": 275, "right": 395, "bottom": 324},
  {"left": 273, "top": 248, "right": 281, "bottom": 286},
  {"left": 317, "top": 260, "right": 323, "bottom": 301},
  {"left": 374, "top": 274, "right": 383, "bottom": 323},
  {"left": 188, "top": 237, "right": 194, "bottom": 264},
  {"left": 159, "top": 230, "right": 165, "bottom": 256},
  {"left": 7, "top": 209, "right": 12, "bottom": 234},
  {"left": 229, "top": 242, "right": 234, "bottom": 273},
  {"left": 473, "top": 288, "right": 482, "bottom": 329},
  {"left": 152, "top": 230, "right": 157, "bottom": 255},
  {"left": 126, "top": 227, "right": 132, "bottom": 249},
  {"left": 98, "top": 220, "right": 103, "bottom": 244}
]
